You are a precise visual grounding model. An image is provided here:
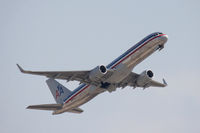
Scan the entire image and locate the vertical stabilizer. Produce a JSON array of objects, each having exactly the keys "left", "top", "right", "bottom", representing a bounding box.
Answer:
[{"left": 46, "top": 78, "right": 71, "bottom": 104}]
